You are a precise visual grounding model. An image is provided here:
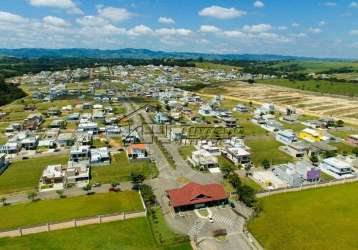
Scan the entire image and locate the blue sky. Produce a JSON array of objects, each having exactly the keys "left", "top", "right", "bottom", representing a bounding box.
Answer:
[{"left": 0, "top": 0, "right": 358, "bottom": 58}]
